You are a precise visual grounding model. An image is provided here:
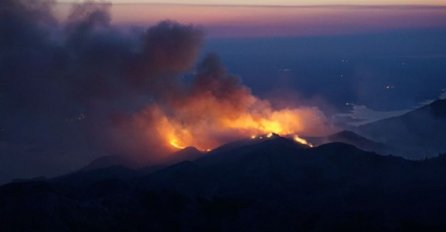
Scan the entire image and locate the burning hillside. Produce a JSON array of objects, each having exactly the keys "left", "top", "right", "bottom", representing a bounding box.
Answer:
[
  {"left": 114, "top": 54, "right": 325, "bottom": 159},
  {"left": 1, "top": 0, "right": 330, "bottom": 167}
]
